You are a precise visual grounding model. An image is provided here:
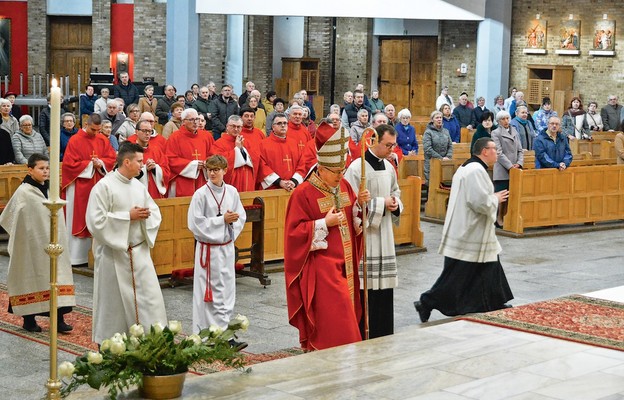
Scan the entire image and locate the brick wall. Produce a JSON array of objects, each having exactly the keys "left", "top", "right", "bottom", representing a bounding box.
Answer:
[
  {"left": 334, "top": 18, "right": 372, "bottom": 103},
  {"left": 133, "top": 0, "right": 167, "bottom": 85},
  {"left": 511, "top": 0, "right": 624, "bottom": 105},
  {"left": 245, "top": 16, "right": 273, "bottom": 96},
  {"left": 438, "top": 21, "right": 479, "bottom": 101},
  {"left": 91, "top": 0, "right": 111, "bottom": 73},
  {"left": 305, "top": 17, "right": 334, "bottom": 114},
  {"left": 198, "top": 14, "right": 226, "bottom": 87},
  {"left": 27, "top": 0, "right": 47, "bottom": 82}
]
